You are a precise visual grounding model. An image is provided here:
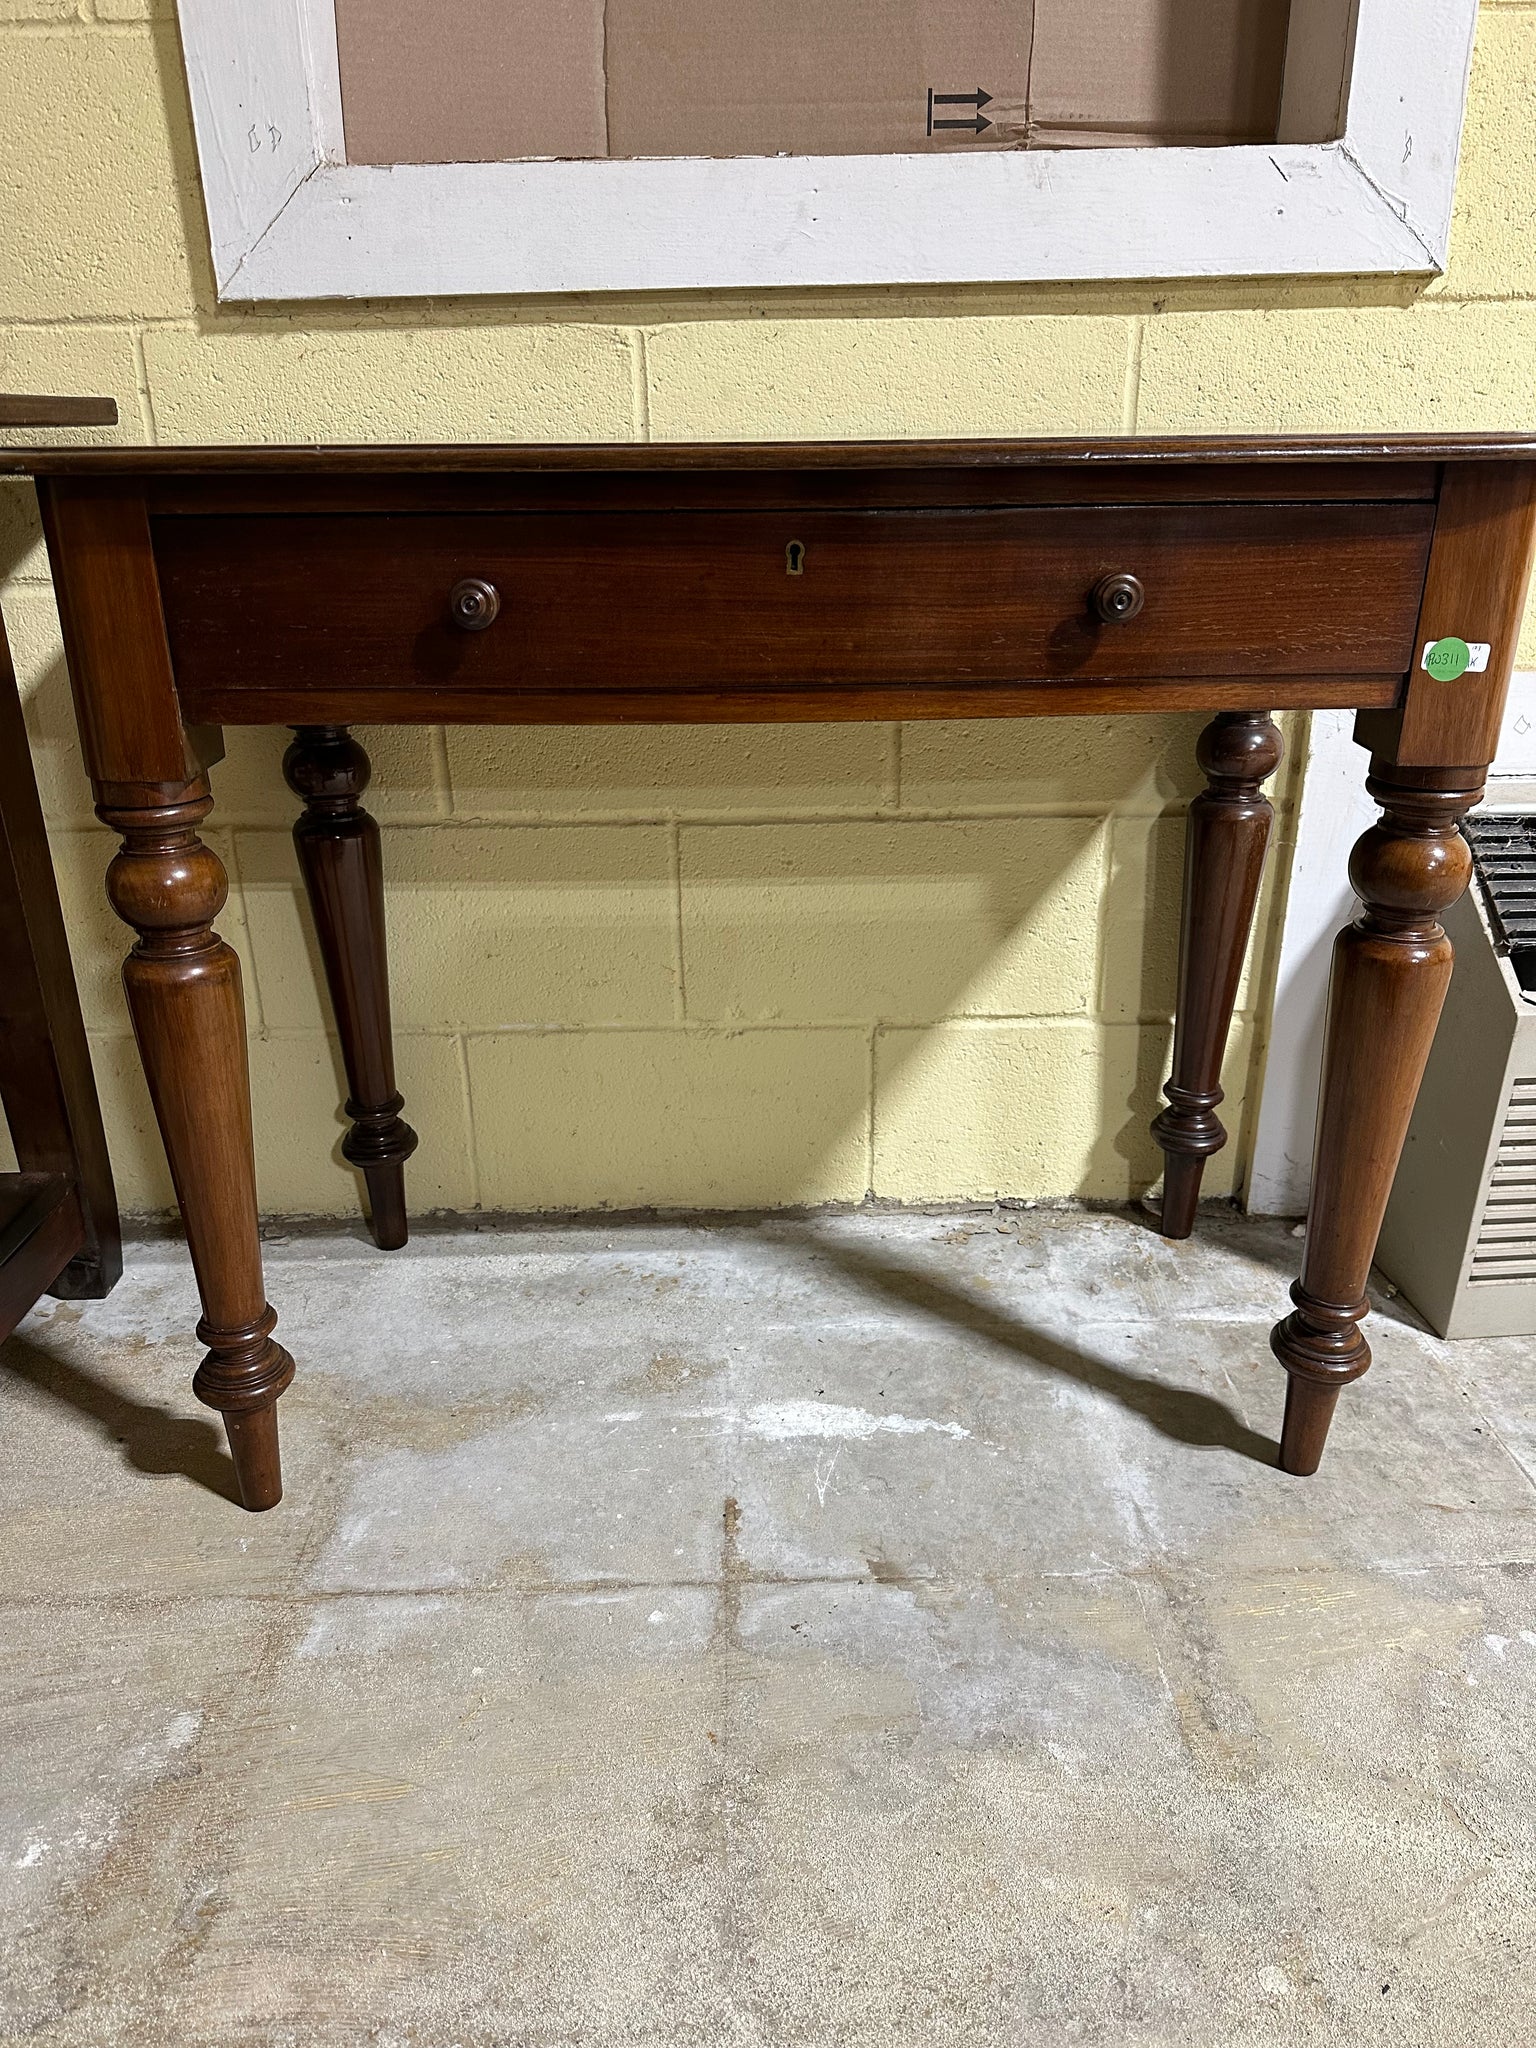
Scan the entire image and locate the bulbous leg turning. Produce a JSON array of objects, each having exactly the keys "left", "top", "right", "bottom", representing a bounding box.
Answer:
[
  {"left": 1269, "top": 759, "right": 1483, "bottom": 1475},
  {"left": 1154, "top": 712, "right": 1284, "bottom": 1238},
  {"left": 101, "top": 784, "right": 294, "bottom": 1510},
  {"left": 284, "top": 727, "right": 417, "bottom": 1250}
]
